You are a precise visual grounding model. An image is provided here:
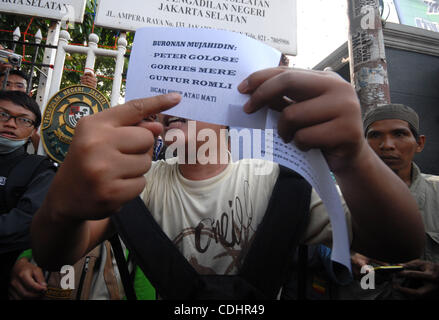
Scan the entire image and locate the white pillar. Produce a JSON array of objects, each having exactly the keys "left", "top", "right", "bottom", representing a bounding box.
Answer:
[
  {"left": 12, "top": 27, "right": 21, "bottom": 49},
  {"left": 85, "top": 33, "right": 98, "bottom": 74},
  {"left": 35, "top": 21, "right": 60, "bottom": 110},
  {"left": 111, "top": 33, "right": 127, "bottom": 106},
  {"left": 49, "top": 29, "right": 70, "bottom": 99}
]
